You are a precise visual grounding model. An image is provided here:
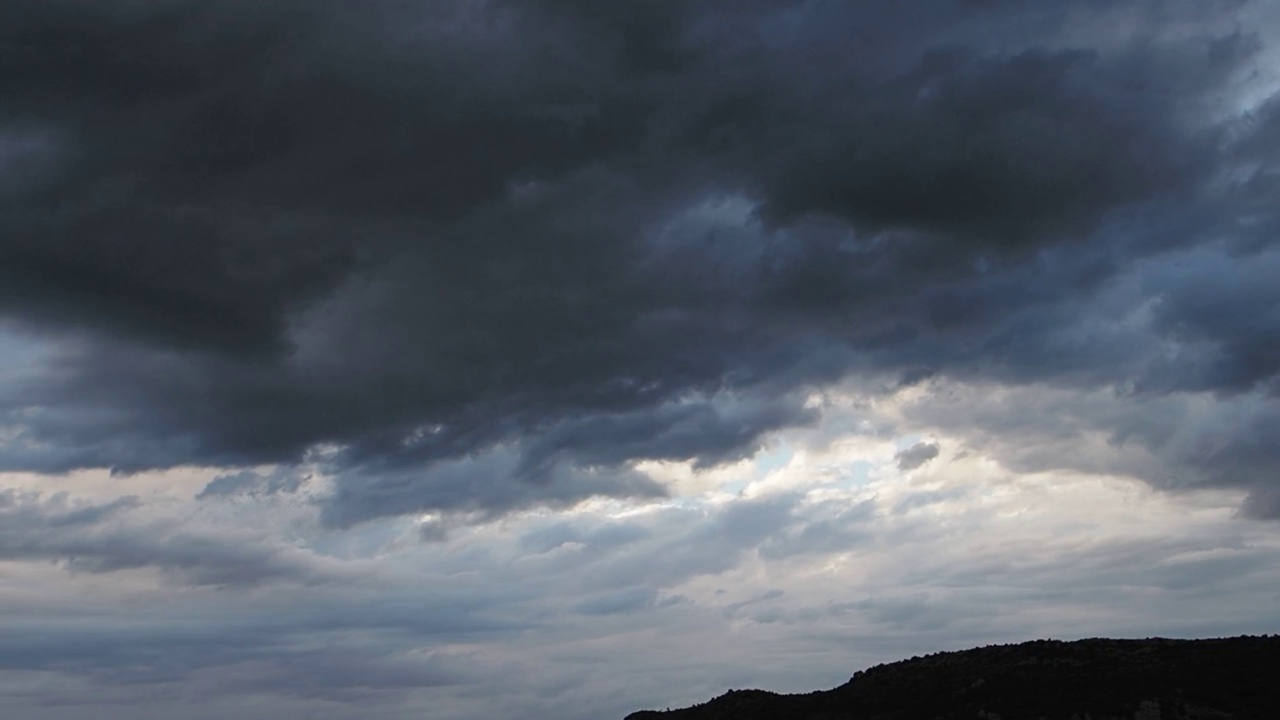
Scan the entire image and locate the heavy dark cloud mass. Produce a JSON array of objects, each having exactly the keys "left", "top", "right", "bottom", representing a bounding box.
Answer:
[{"left": 3, "top": 0, "right": 1280, "bottom": 521}]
